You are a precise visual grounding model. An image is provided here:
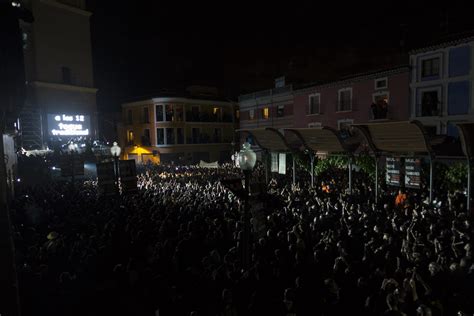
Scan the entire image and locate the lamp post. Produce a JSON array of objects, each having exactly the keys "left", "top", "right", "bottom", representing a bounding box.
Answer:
[
  {"left": 237, "top": 142, "right": 256, "bottom": 269},
  {"left": 110, "top": 142, "right": 121, "bottom": 193}
]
